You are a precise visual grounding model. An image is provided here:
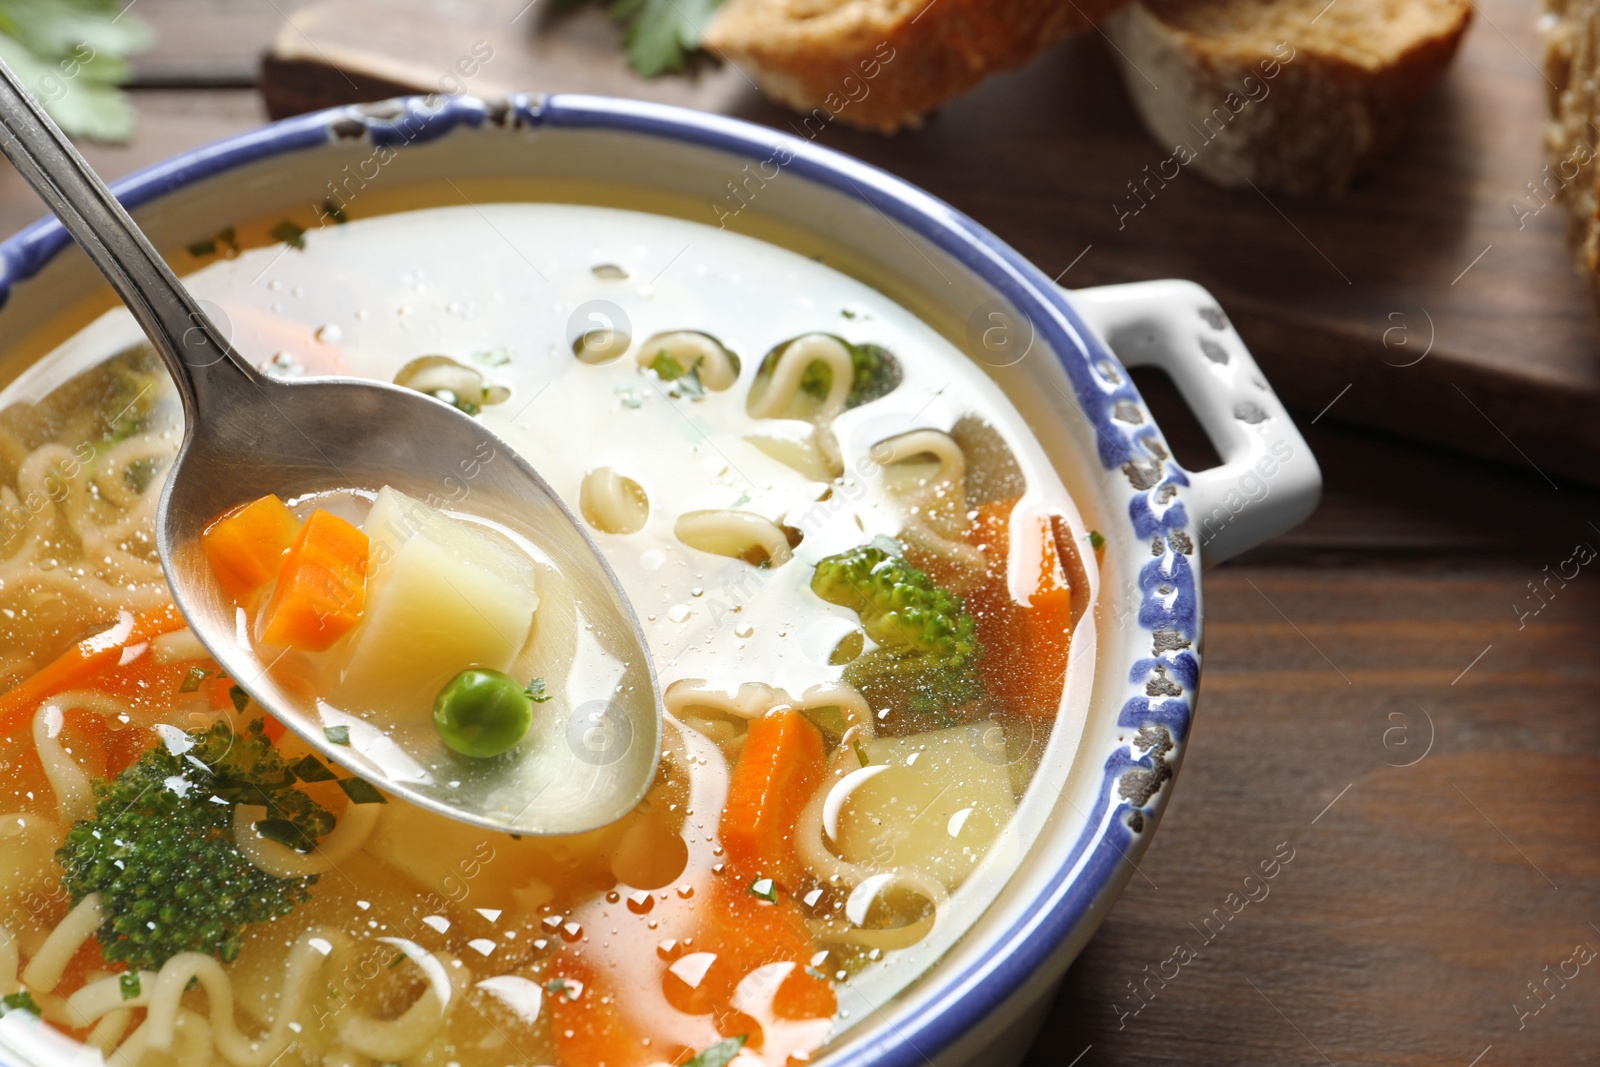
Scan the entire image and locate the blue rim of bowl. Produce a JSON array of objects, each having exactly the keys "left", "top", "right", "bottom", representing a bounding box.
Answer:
[{"left": 0, "top": 93, "right": 1197, "bottom": 1066}]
